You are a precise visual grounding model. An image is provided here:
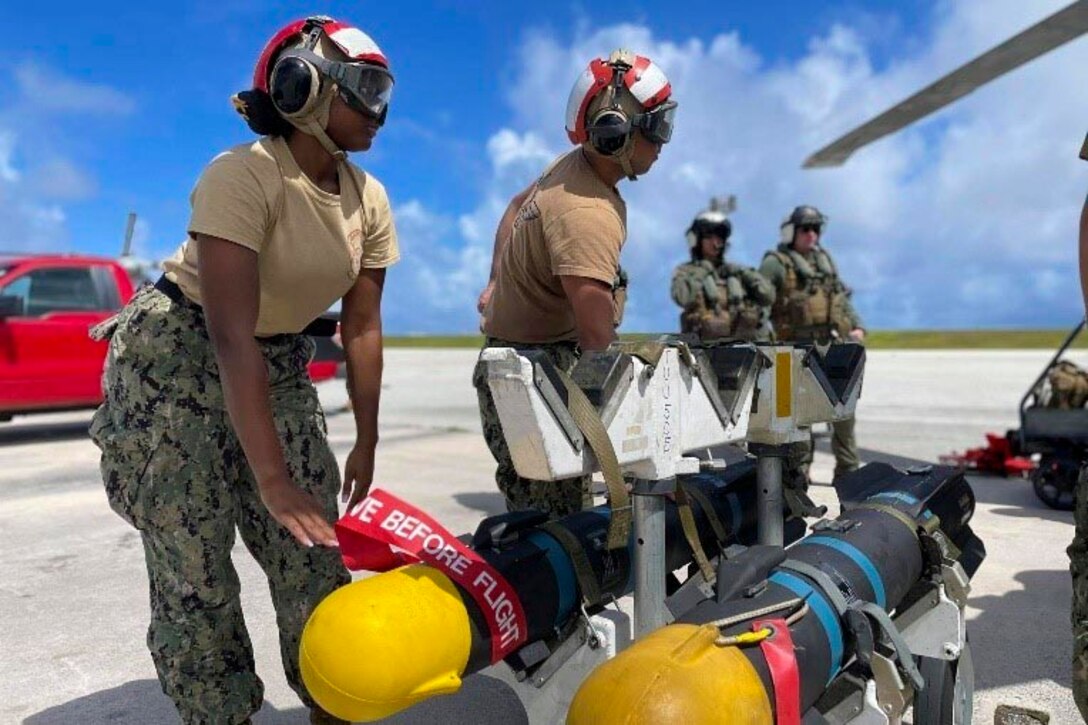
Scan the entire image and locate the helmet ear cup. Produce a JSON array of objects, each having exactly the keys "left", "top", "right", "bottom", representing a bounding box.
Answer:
[
  {"left": 587, "top": 109, "right": 632, "bottom": 156},
  {"left": 269, "top": 54, "right": 323, "bottom": 117}
]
